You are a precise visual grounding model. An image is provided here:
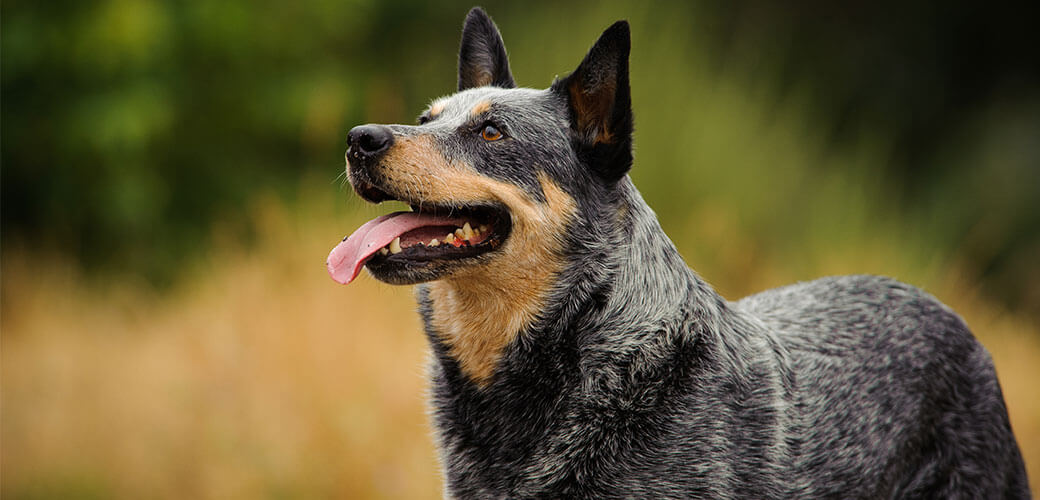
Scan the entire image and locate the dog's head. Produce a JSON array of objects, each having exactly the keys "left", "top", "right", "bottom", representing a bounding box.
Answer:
[{"left": 328, "top": 8, "right": 633, "bottom": 286}]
